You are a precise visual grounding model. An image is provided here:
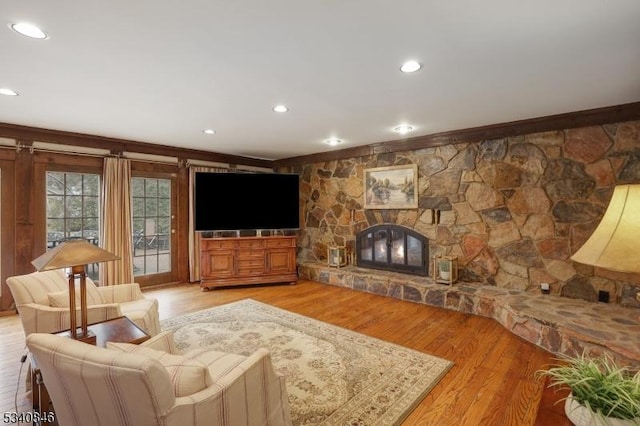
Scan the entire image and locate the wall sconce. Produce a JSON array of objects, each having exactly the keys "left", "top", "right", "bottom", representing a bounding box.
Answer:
[
  {"left": 328, "top": 246, "right": 347, "bottom": 268},
  {"left": 433, "top": 255, "right": 458, "bottom": 285}
]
